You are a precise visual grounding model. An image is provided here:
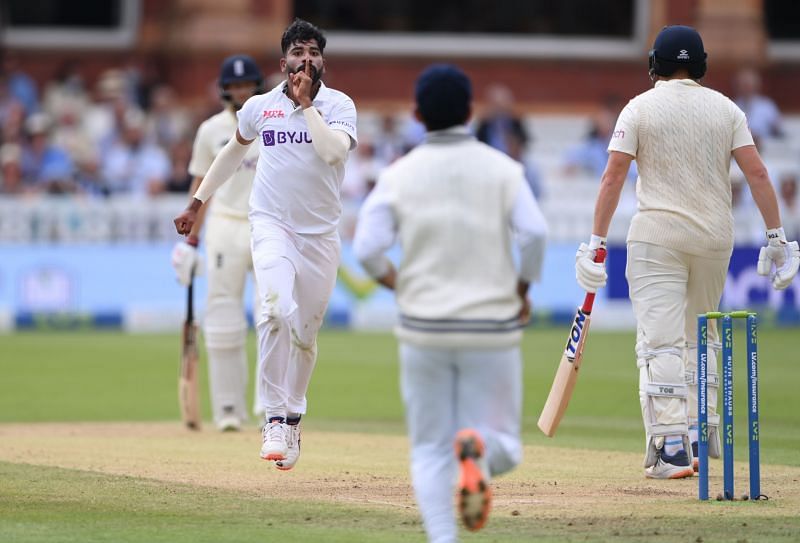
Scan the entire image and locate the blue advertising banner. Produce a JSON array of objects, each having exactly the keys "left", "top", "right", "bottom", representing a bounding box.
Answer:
[
  {"left": 1, "top": 243, "right": 796, "bottom": 330},
  {"left": 606, "top": 245, "right": 799, "bottom": 319},
  {"left": 0, "top": 242, "right": 590, "bottom": 330}
]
